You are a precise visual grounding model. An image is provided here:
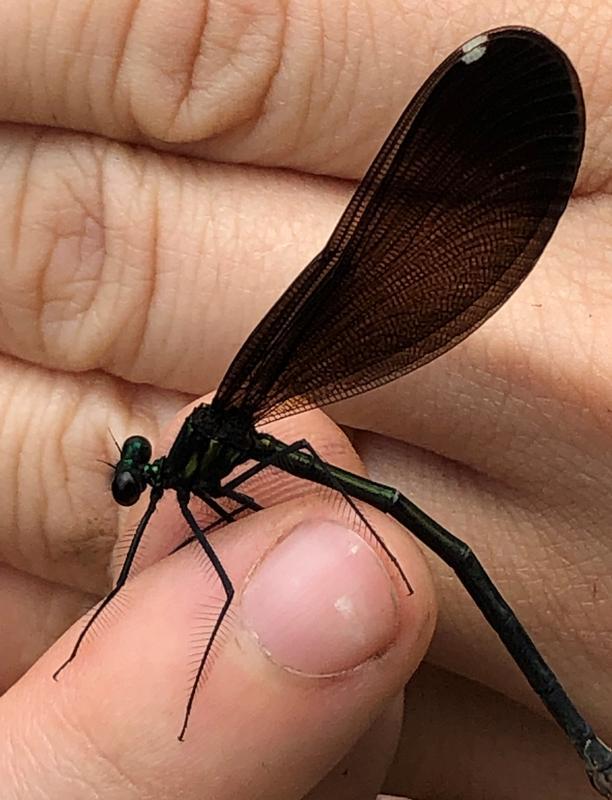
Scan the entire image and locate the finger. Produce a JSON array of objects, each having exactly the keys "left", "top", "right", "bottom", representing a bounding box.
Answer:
[
  {"left": 355, "top": 430, "right": 611, "bottom": 736},
  {"left": 0, "top": 352, "right": 188, "bottom": 591},
  {"left": 0, "top": 1, "right": 609, "bottom": 182},
  {"left": 0, "top": 455, "right": 435, "bottom": 800},
  {"left": 0, "top": 122, "right": 604, "bottom": 427},
  {"left": 338, "top": 200, "right": 612, "bottom": 496},
  {"left": 335, "top": 195, "right": 612, "bottom": 725},
  {"left": 386, "top": 664, "right": 596, "bottom": 800},
  {"left": 303, "top": 694, "right": 405, "bottom": 800},
  {"left": 0, "top": 125, "right": 346, "bottom": 383},
  {"left": 0, "top": 562, "right": 92, "bottom": 690}
]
